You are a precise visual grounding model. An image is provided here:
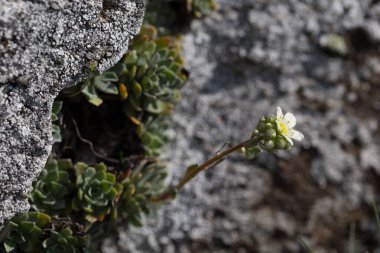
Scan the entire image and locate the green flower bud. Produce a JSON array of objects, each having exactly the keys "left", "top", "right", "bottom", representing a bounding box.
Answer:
[
  {"left": 251, "top": 129, "right": 260, "bottom": 138},
  {"left": 284, "top": 140, "right": 292, "bottom": 150},
  {"left": 242, "top": 146, "right": 261, "bottom": 160},
  {"left": 264, "top": 115, "right": 275, "bottom": 124},
  {"left": 275, "top": 136, "right": 287, "bottom": 149},
  {"left": 265, "top": 129, "right": 276, "bottom": 140},
  {"left": 264, "top": 140, "right": 275, "bottom": 150},
  {"left": 256, "top": 122, "right": 267, "bottom": 133}
]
